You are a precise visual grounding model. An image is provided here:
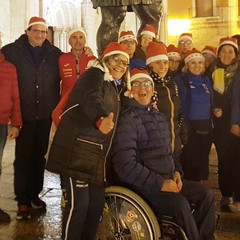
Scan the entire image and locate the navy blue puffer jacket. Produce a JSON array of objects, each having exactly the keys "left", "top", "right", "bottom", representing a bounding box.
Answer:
[{"left": 111, "top": 98, "right": 180, "bottom": 196}]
